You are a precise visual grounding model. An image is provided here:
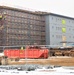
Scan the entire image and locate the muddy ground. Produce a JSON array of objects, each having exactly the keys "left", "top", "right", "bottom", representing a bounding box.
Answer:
[{"left": 2, "top": 56, "right": 74, "bottom": 66}]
